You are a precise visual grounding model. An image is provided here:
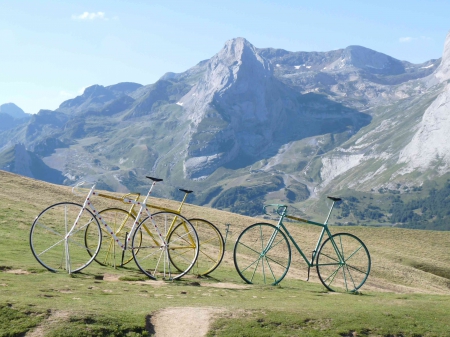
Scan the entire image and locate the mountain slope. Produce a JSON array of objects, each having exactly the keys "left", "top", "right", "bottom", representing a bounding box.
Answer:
[
  {"left": 315, "top": 31, "right": 450, "bottom": 196},
  {"left": 0, "top": 103, "right": 31, "bottom": 132},
  {"left": 0, "top": 143, "right": 64, "bottom": 184},
  {"left": 0, "top": 103, "right": 29, "bottom": 119},
  {"left": 178, "top": 38, "right": 371, "bottom": 179}
]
